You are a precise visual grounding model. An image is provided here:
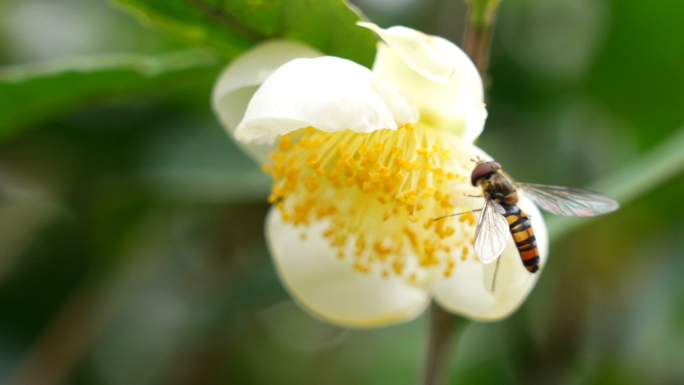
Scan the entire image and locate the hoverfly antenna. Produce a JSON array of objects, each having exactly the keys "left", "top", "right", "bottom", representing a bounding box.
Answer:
[{"left": 433, "top": 208, "right": 482, "bottom": 222}]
